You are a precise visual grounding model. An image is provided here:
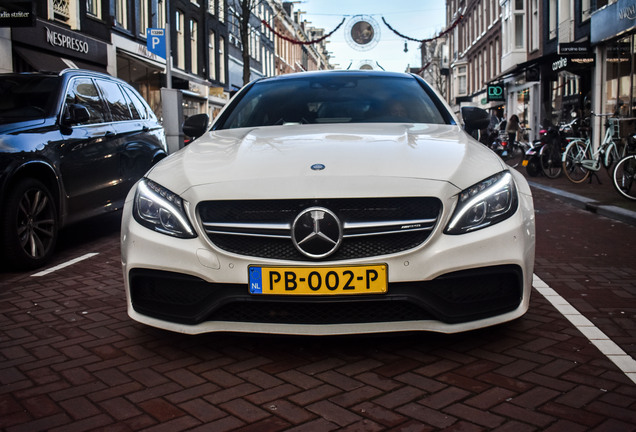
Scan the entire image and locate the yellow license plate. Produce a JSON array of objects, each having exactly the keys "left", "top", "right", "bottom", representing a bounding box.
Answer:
[
  {"left": 522, "top": 159, "right": 529, "bottom": 166},
  {"left": 248, "top": 264, "right": 388, "bottom": 295}
]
